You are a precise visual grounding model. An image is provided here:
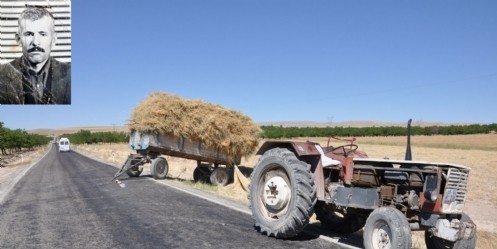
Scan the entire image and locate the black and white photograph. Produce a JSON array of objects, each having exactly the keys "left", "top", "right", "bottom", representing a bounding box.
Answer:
[{"left": 0, "top": 0, "right": 71, "bottom": 104}]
